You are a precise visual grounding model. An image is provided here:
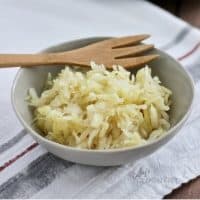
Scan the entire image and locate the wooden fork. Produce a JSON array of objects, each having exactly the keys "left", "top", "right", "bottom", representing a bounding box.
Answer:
[{"left": 0, "top": 35, "right": 158, "bottom": 69}]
